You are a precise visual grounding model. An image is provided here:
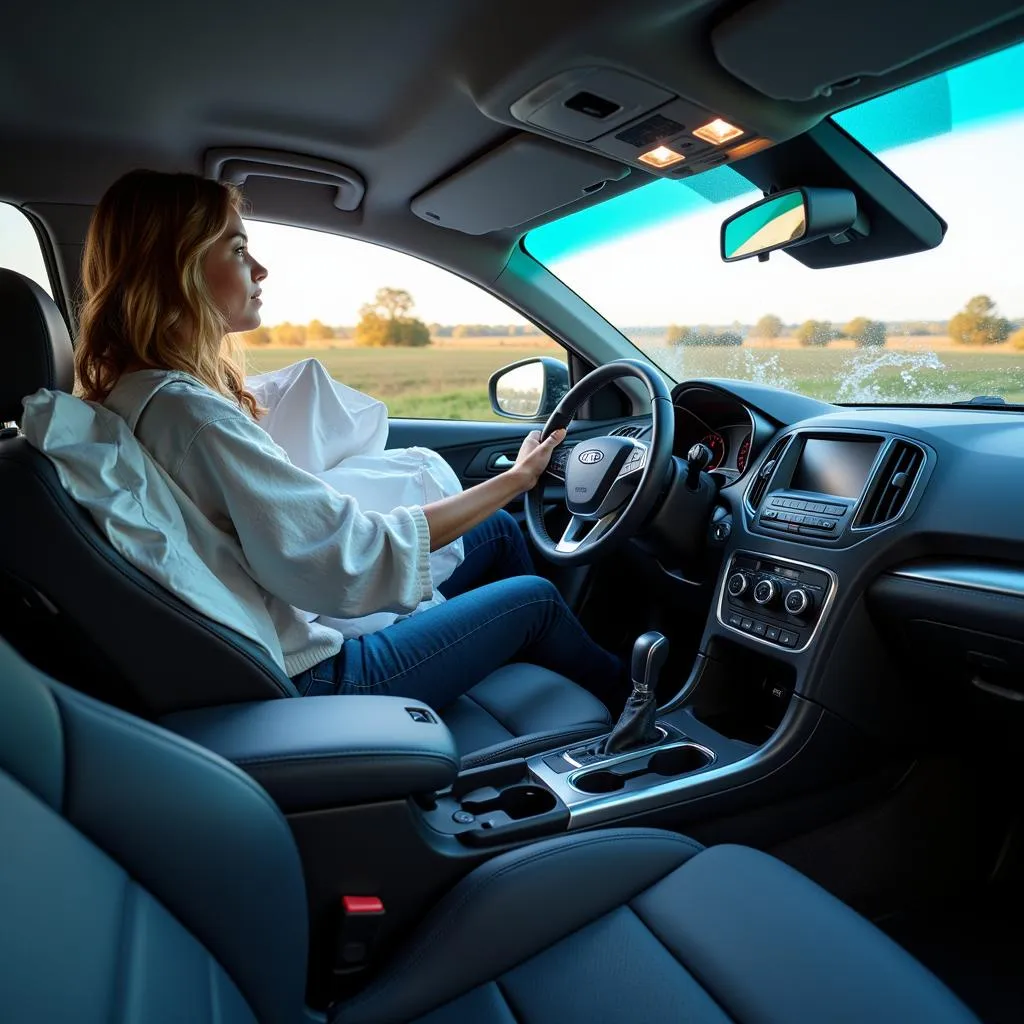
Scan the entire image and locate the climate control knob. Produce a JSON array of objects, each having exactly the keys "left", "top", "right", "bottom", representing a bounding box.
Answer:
[
  {"left": 727, "top": 572, "right": 750, "bottom": 599},
  {"left": 752, "top": 579, "right": 777, "bottom": 606},
  {"left": 785, "top": 588, "right": 812, "bottom": 616}
]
